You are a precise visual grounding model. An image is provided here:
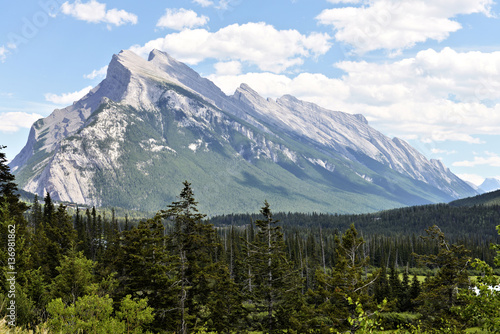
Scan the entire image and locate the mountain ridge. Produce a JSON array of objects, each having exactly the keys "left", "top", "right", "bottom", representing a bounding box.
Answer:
[
  {"left": 450, "top": 188, "right": 500, "bottom": 207},
  {"left": 10, "top": 49, "right": 477, "bottom": 215},
  {"left": 479, "top": 177, "right": 500, "bottom": 193}
]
